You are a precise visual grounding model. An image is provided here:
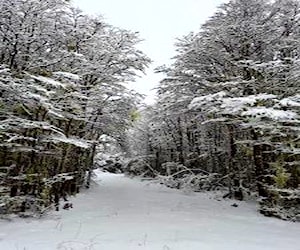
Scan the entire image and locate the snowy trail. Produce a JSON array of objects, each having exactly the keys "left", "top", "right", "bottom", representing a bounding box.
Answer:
[{"left": 0, "top": 170, "right": 300, "bottom": 250}]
